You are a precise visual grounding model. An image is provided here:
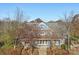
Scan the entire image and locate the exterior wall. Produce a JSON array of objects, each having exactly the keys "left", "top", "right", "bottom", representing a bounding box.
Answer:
[
  {"left": 33, "top": 39, "right": 65, "bottom": 48},
  {"left": 33, "top": 40, "right": 51, "bottom": 48},
  {"left": 52, "top": 40, "right": 61, "bottom": 48},
  {"left": 59, "top": 39, "right": 65, "bottom": 45},
  {"left": 51, "top": 39, "right": 65, "bottom": 48}
]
